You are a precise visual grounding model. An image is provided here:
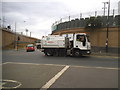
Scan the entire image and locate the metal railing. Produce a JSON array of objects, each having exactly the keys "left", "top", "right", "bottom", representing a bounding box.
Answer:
[{"left": 52, "top": 9, "right": 119, "bottom": 31}]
